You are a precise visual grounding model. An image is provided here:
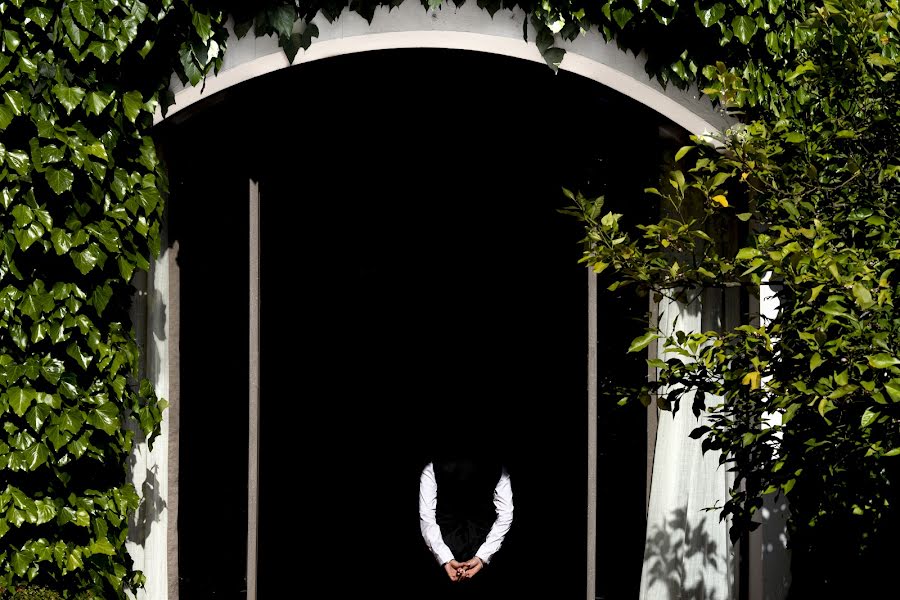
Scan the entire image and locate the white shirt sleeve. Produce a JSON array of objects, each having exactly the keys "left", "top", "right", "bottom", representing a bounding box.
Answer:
[
  {"left": 419, "top": 462, "right": 456, "bottom": 565},
  {"left": 475, "top": 468, "right": 514, "bottom": 564}
]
